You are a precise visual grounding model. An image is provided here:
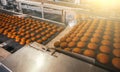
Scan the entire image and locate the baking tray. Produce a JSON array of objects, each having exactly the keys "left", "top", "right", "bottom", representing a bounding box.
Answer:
[
  {"left": 0, "top": 12, "right": 65, "bottom": 53},
  {"left": 12, "top": 16, "right": 65, "bottom": 45},
  {"left": 53, "top": 19, "right": 120, "bottom": 72},
  {"left": 26, "top": 16, "right": 66, "bottom": 45}
]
